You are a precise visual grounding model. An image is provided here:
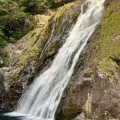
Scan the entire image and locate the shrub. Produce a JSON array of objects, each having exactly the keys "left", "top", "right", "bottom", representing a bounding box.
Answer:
[{"left": 0, "top": 0, "right": 36, "bottom": 44}]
